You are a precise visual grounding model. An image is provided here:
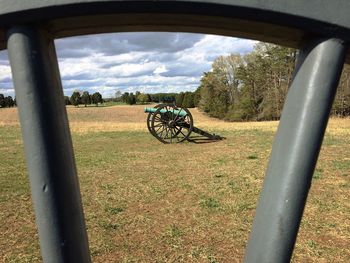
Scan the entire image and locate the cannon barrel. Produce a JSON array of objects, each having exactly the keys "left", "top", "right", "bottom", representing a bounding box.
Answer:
[{"left": 144, "top": 107, "right": 187, "bottom": 117}]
